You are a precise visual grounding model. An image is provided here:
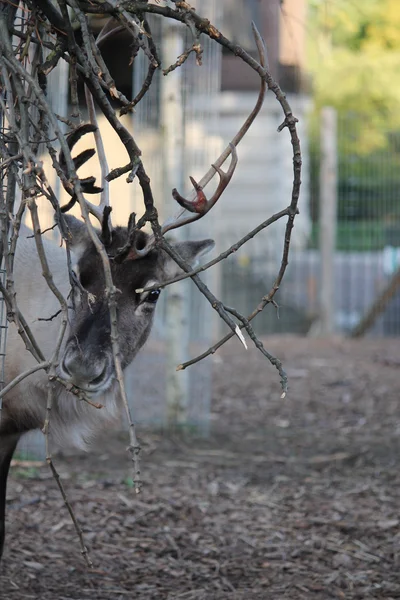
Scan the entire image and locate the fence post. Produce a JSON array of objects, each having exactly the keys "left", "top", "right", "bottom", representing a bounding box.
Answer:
[
  {"left": 319, "top": 106, "right": 338, "bottom": 335},
  {"left": 160, "top": 18, "right": 190, "bottom": 429}
]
